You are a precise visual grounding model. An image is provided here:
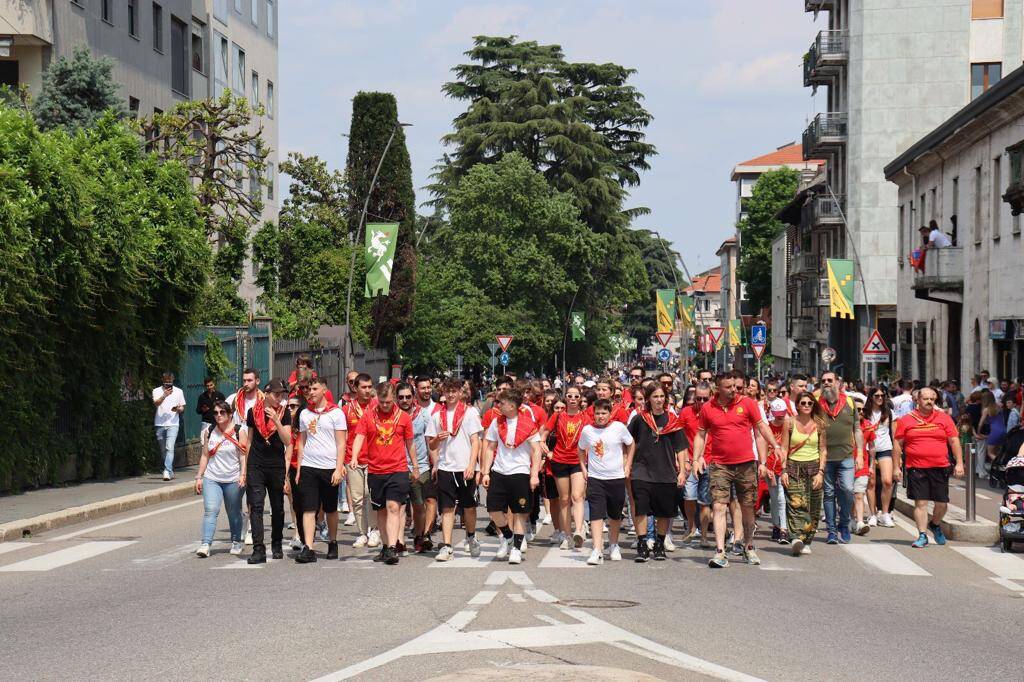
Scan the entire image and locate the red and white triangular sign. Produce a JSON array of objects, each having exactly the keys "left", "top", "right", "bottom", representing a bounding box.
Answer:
[
  {"left": 752, "top": 343, "right": 766, "bottom": 360},
  {"left": 862, "top": 329, "right": 889, "bottom": 356},
  {"left": 655, "top": 332, "right": 673, "bottom": 347},
  {"left": 707, "top": 326, "right": 725, "bottom": 346},
  {"left": 496, "top": 334, "right": 514, "bottom": 352}
]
